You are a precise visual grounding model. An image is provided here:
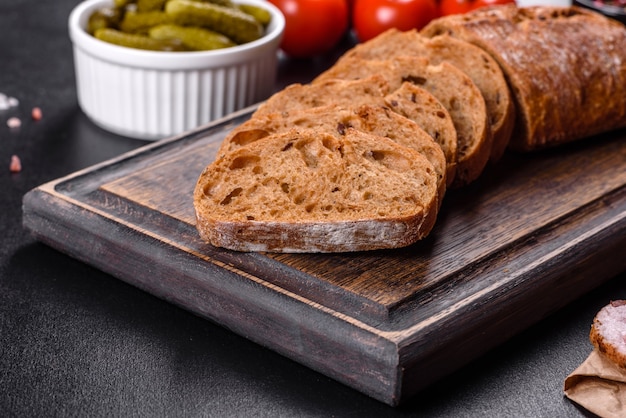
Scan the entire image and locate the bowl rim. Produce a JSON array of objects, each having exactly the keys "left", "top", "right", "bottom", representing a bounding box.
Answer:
[{"left": 68, "top": 0, "right": 285, "bottom": 70}]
